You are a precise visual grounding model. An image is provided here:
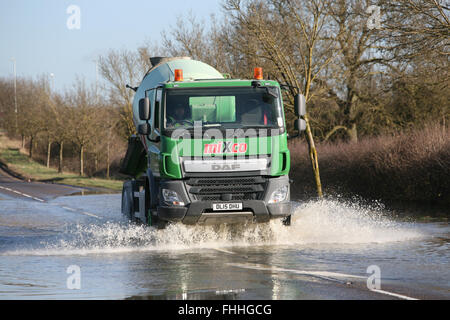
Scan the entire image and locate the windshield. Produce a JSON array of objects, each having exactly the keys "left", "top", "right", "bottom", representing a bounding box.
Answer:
[{"left": 163, "top": 87, "right": 283, "bottom": 131}]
